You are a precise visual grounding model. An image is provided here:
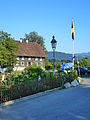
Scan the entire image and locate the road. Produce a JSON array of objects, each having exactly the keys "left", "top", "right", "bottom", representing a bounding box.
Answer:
[{"left": 0, "top": 77, "right": 90, "bottom": 120}]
